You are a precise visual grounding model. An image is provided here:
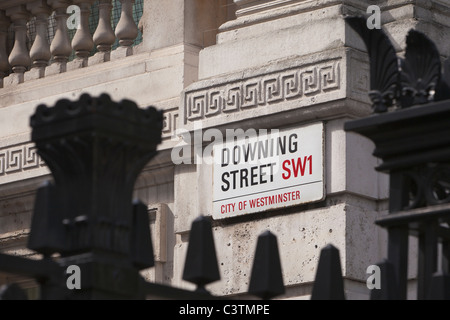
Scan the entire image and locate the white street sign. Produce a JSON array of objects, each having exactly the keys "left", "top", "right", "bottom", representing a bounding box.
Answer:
[{"left": 213, "top": 122, "right": 325, "bottom": 219}]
